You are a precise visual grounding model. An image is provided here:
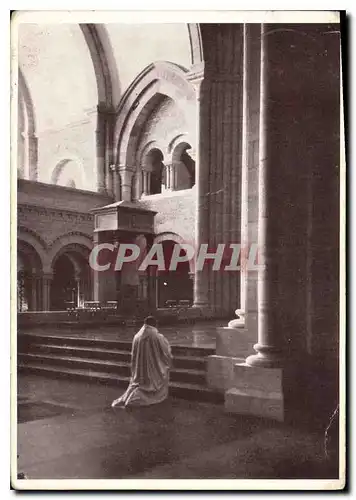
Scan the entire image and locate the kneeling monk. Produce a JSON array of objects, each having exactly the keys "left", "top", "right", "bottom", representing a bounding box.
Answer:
[{"left": 112, "top": 316, "right": 172, "bottom": 408}]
